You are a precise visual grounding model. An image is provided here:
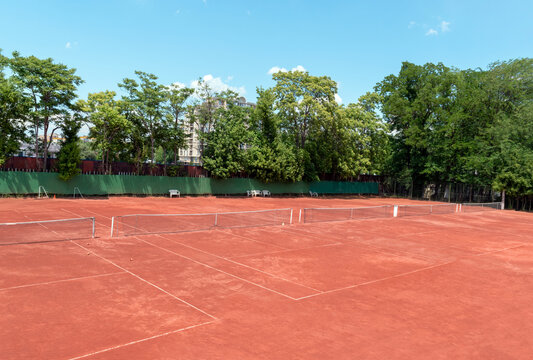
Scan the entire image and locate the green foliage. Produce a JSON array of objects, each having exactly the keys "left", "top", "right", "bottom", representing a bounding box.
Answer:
[
  {"left": 119, "top": 71, "right": 168, "bottom": 166},
  {"left": 202, "top": 93, "right": 252, "bottom": 178},
  {"left": 57, "top": 117, "right": 82, "bottom": 181},
  {"left": 0, "top": 53, "right": 29, "bottom": 165},
  {"left": 377, "top": 58, "right": 533, "bottom": 198},
  {"left": 8, "top": 51, "right": 83, "bottom": 170},
  {"left": 79, "top": 91, "right": 132, "bottom": 174}
]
